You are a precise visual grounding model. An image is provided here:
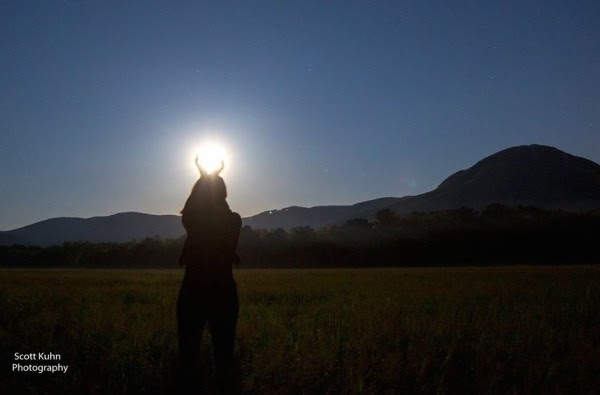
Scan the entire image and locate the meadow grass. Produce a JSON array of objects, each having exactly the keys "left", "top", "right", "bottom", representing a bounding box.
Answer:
[{"left": 0, "top": 266, "right": 599, "bottom": 394}]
